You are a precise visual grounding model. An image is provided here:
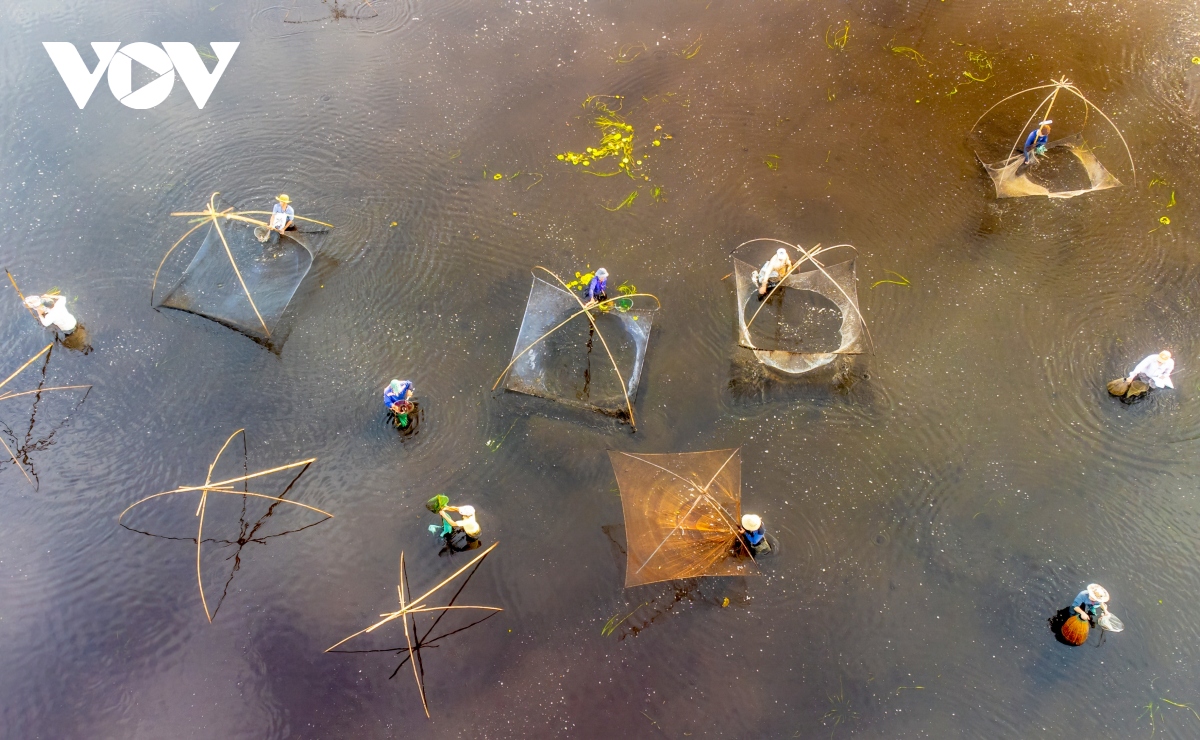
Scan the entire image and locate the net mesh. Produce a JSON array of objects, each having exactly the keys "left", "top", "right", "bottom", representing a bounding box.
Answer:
[
  {"left": 157, "top": 218, "right": 313, "bottom": 342},
  {"left": 733, "top": 254, "right": 865, "bottom": 374},
  {"left": 981, "top": 133, "right": 1120, "bottom": 199},
  {"left": 504, "top": 275, "right": 656, "bottom": 415},
  {"left": 609, "top": 449, "right": 757, "bottom": 588}
]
